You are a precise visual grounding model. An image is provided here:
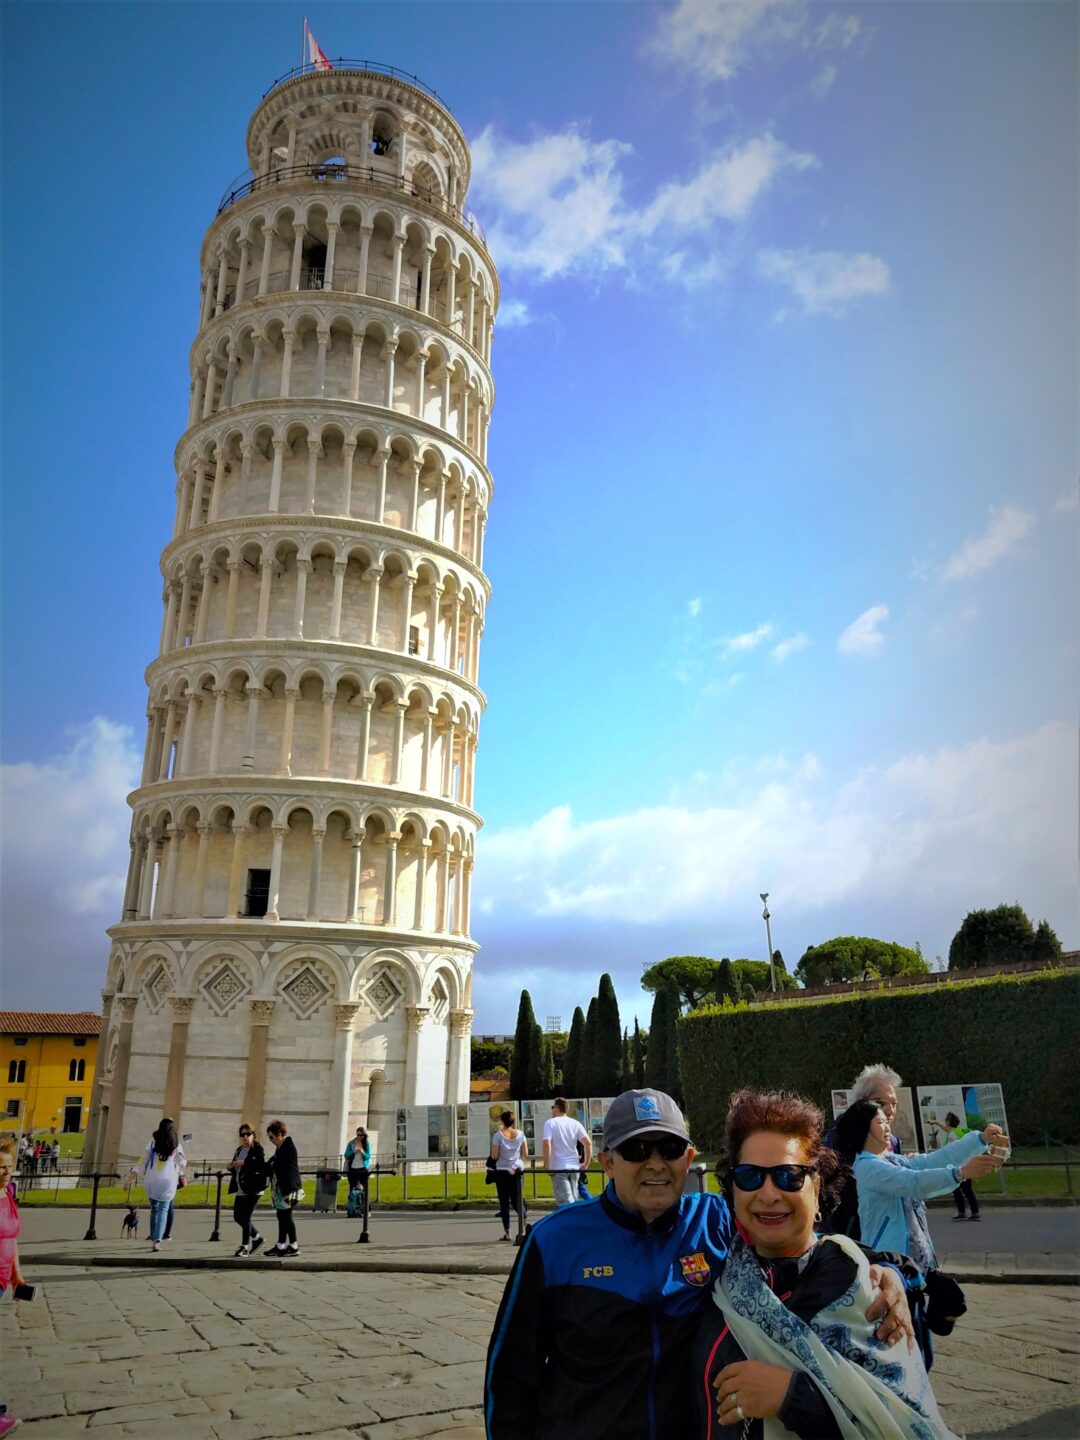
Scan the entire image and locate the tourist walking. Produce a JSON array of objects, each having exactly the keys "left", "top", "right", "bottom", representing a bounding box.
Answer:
[
  {"left": 932, "top": 1112, "right": 982, "bottom": 1220},
  {"left": 542, "top": 1098, "right": 590, "bottom": 1207},
  {"left": 344, "top": 1127, "right": 371, "bottom": 1219},
  {"left": 265, "top": 1120, "right": 302, "bottom": 1256},
  {"left": 130, "top": 1118, "right": 185, "bottom": 1252},
  {"left": 0, "top": 1139, "right": 26, "bottom": 1433},
  {"left": 228, "top": 1122, "right": 268, "bottom": 1256},
  {"left": 490, "top": 1111, "right": 528, "bottom": 1241}
]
